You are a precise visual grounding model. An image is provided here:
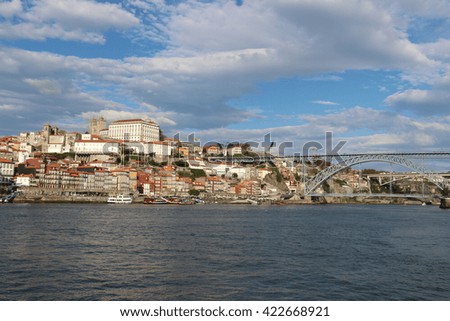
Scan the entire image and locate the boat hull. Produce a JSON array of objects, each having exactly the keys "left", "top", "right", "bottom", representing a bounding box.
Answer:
[
  {"left": 143, "top": 197, "right": 167, "bottom": 204},
  {"left": 107, "top": 195, "right": 132, "bottom": 204}
]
